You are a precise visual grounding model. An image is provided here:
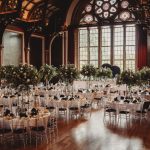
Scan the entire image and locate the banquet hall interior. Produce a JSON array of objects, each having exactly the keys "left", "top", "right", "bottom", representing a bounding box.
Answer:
[{"left": 0, "top": 0, "right": 150, "bottom": 150}]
